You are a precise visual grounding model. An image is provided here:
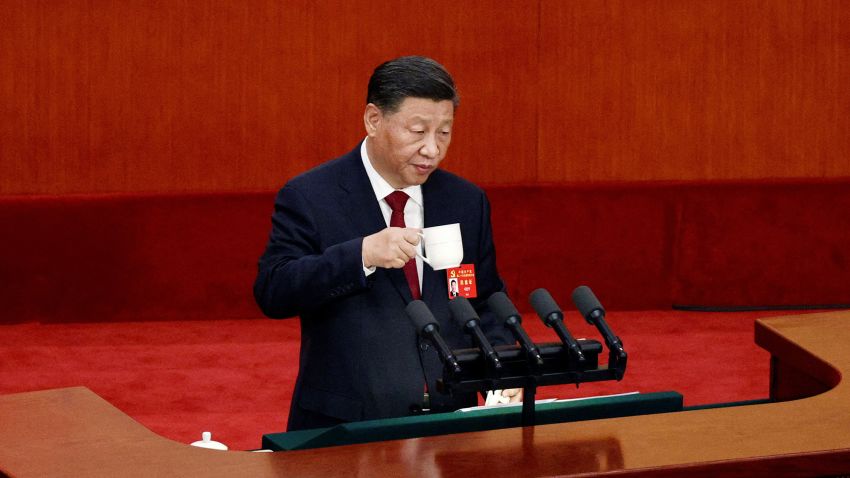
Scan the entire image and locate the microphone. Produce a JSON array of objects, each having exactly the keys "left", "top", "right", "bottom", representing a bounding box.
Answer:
[
  {"left": 406, "top": 301, "right": 462, "bottom": 374},
  {"left": 572, "top": 286, "right": 626, "bottom": 359},
  {"left": 529, "top": 288, "right": 586, "bottom": 363},
  {"left": 487, "top": 292, "right": 544, "bottom": 366},
  {"left": 448, "top": 297, "right": 502, "bottom": 370}
]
